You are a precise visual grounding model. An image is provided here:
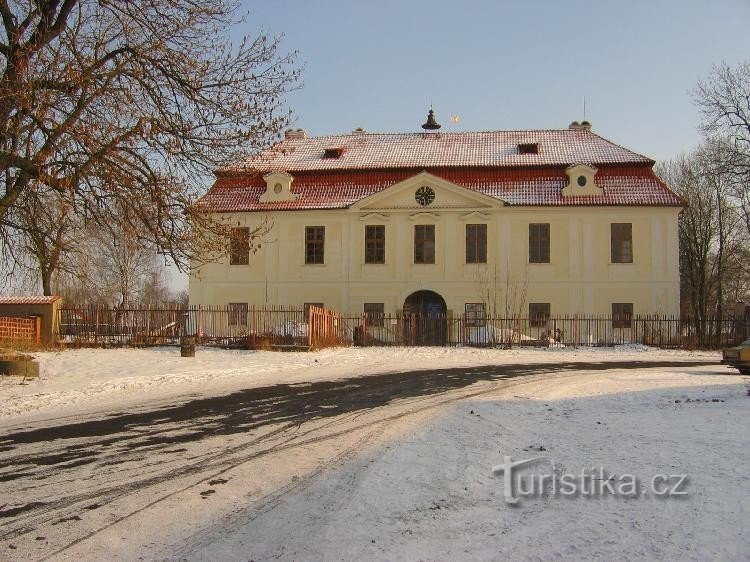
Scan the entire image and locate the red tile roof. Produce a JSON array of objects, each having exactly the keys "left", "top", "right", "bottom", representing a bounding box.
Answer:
[
  {"left": 0, "top": 295, "right": 61, "bottom": 304},
  {"left": 199, "top": 128, "right": 681, "bottom": 211},
  {"left": 199, "top": 166, "right": 683, "bottom": 211},
  {"left": 220, "top": 129, "right": 652, "bottom": 174}
]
